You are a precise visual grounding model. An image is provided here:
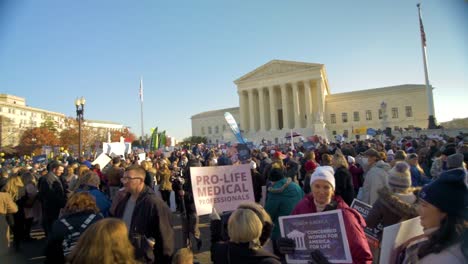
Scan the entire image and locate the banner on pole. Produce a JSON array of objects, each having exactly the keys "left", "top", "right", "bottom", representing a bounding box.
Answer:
[
  {"left": 279, "top": 210, "right": 352, "bottom": 264},
  {"left": 224, "top": 112, "right": 245, "bottom": 144},
  {"left": 190, "top": 164, "right": 254, "bottom": 216}
]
